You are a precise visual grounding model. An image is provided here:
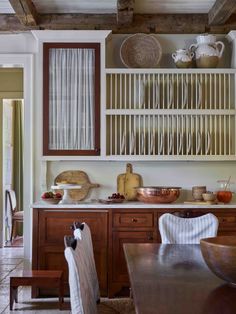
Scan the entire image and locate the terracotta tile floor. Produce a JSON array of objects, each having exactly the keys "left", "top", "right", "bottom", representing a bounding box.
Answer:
[{"left": 0, "top": 247, "right": 70, "bottom": 313}]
